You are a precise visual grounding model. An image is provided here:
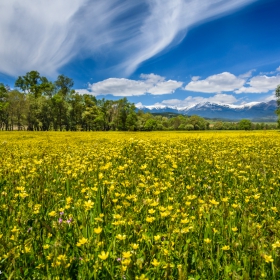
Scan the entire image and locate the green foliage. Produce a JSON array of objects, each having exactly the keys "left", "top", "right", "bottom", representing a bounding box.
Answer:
[
  {"left": 275, "top": 84, "right": 280, "bottom": 107},
  {"left": 144, "top": 118, "right": 158, "bottom": 131},
  {"left": 0, "top": 83, "right": 9, "bottom": 130},
  {"left": 55, "top": 74, "right": 74, "bottom": 98},
  {"left": 238, "top": 119, "right": 252, "bottom": 130},
  {"left": 212, "top": 121, "right": 224, "bottom": 130},
  {"left": 15, "top": 70, "right": 53, "bottom": 98},
  {"left": 185, "top": 124, "right": 194, "bottom": 131},
  {"left": 276, "top": 85, "right": 280, "bottom": 127}
]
